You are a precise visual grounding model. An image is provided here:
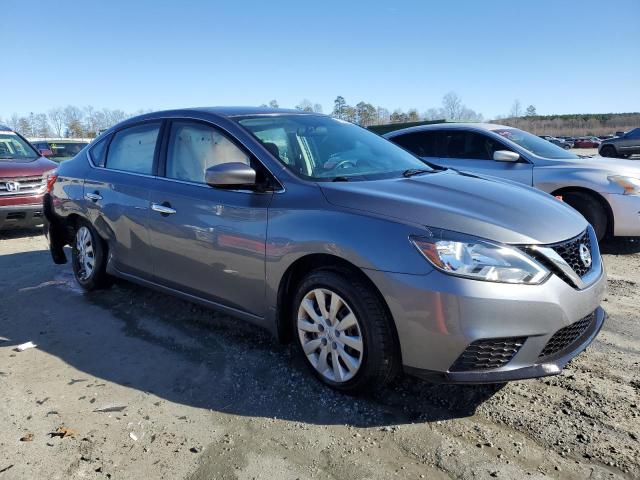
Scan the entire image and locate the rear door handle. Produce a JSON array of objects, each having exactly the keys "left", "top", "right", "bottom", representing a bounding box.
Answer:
[
  {"left": 151, "top": 202, "right": 176, "bottom": 215},
  {"left": 85, "top": 192, "right": 102, "bottom": 202}
]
